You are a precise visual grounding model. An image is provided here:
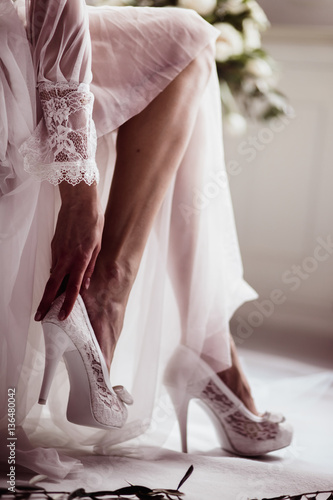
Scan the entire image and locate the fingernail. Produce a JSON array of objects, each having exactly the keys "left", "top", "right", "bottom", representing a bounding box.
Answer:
[
  {"left": 85, "top": 278, "right": 91, "bottom": 290},
  {"left": 58, "top": 310, "right": 66, "bottom": 321},
  {"left": 35, "top": 311, "right": 42, "bottom": 321}
]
